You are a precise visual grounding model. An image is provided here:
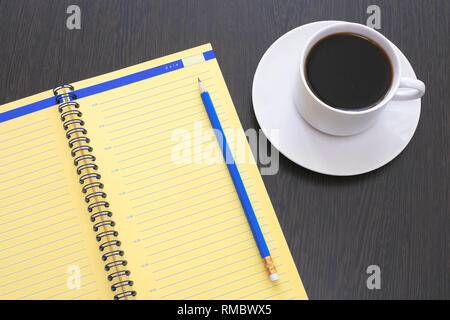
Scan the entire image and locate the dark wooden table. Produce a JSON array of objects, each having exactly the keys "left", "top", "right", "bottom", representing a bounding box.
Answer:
[{"left": 0, "top": 0, "right": 448, "bottom": 299}]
